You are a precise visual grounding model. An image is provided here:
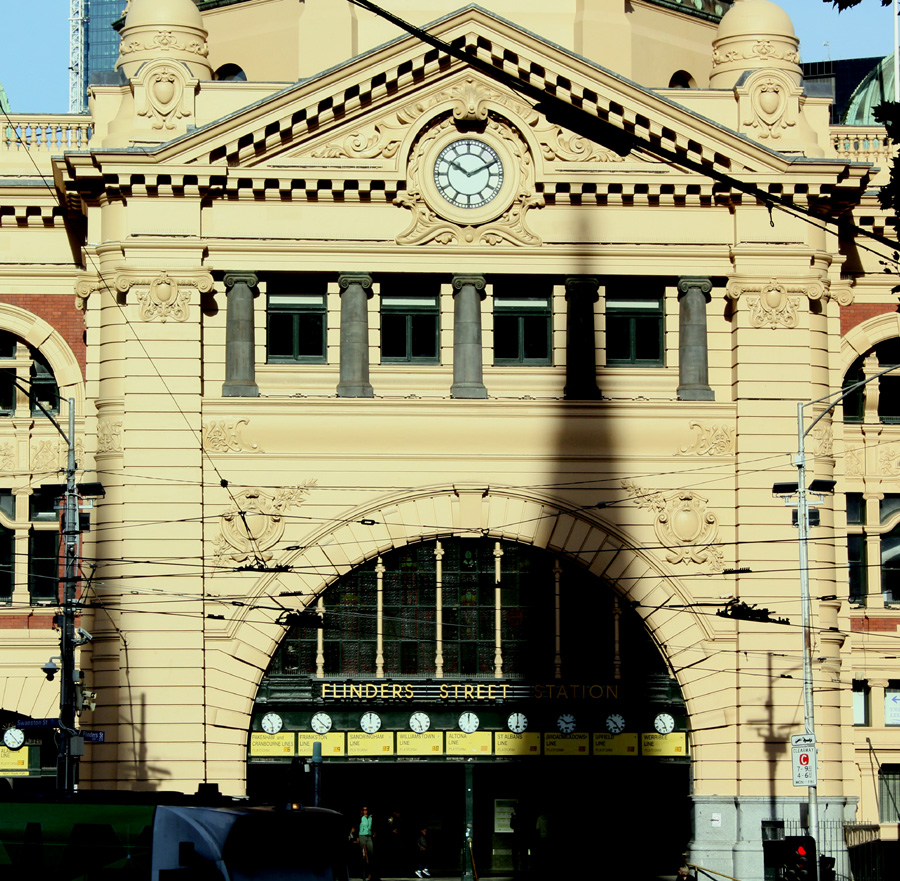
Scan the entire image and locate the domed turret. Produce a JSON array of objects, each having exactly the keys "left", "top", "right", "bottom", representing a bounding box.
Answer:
[
  {"left": 116, "top": 0, "right": 212, "bottom": 80},
  {"left": 710, "top": 0, "right": 801, "bottom": 89}
]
